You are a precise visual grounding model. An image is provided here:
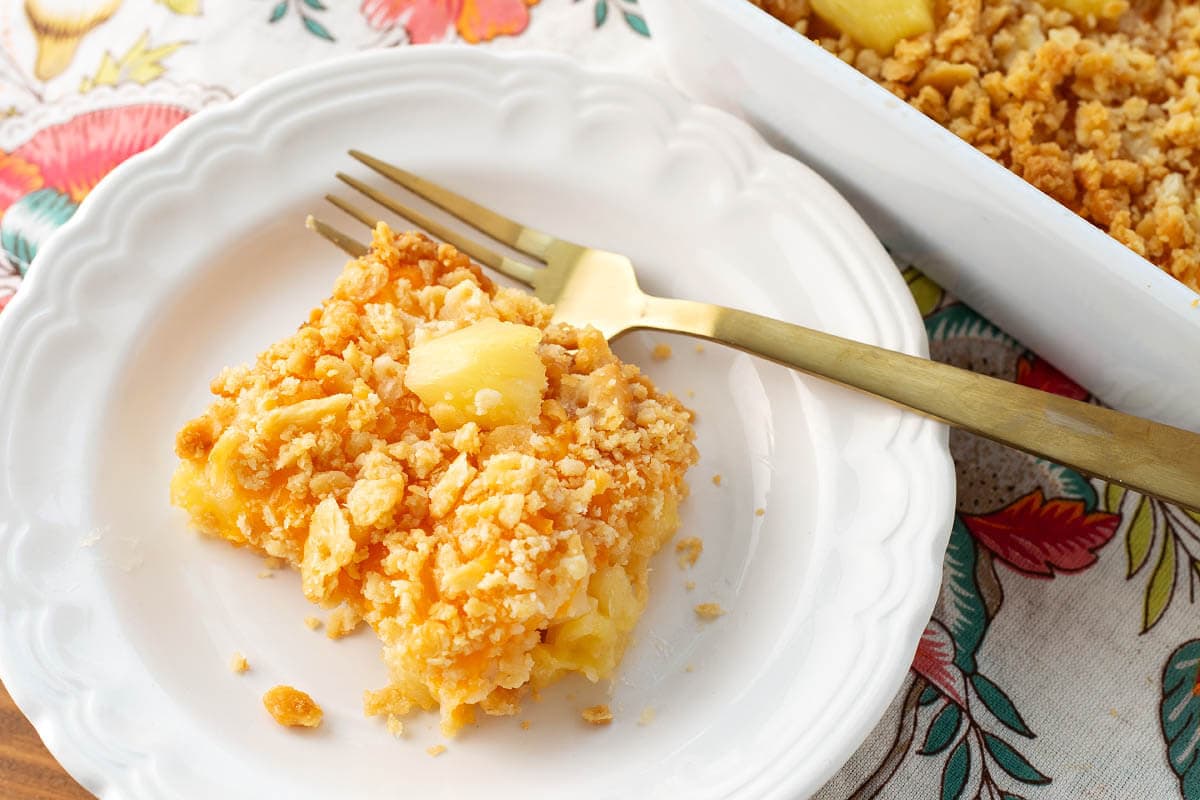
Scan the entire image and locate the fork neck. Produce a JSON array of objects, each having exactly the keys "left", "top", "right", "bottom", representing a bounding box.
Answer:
[{"left": 637, "top": 296, "right": 723, "bottom": 339}]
